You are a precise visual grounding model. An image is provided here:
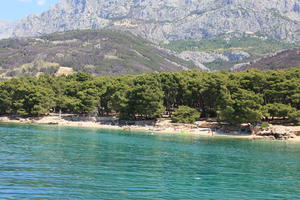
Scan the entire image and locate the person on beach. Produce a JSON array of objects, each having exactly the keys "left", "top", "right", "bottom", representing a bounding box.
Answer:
[{"left": 209, "top": 128, "right": 214, "bottom": 136}]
